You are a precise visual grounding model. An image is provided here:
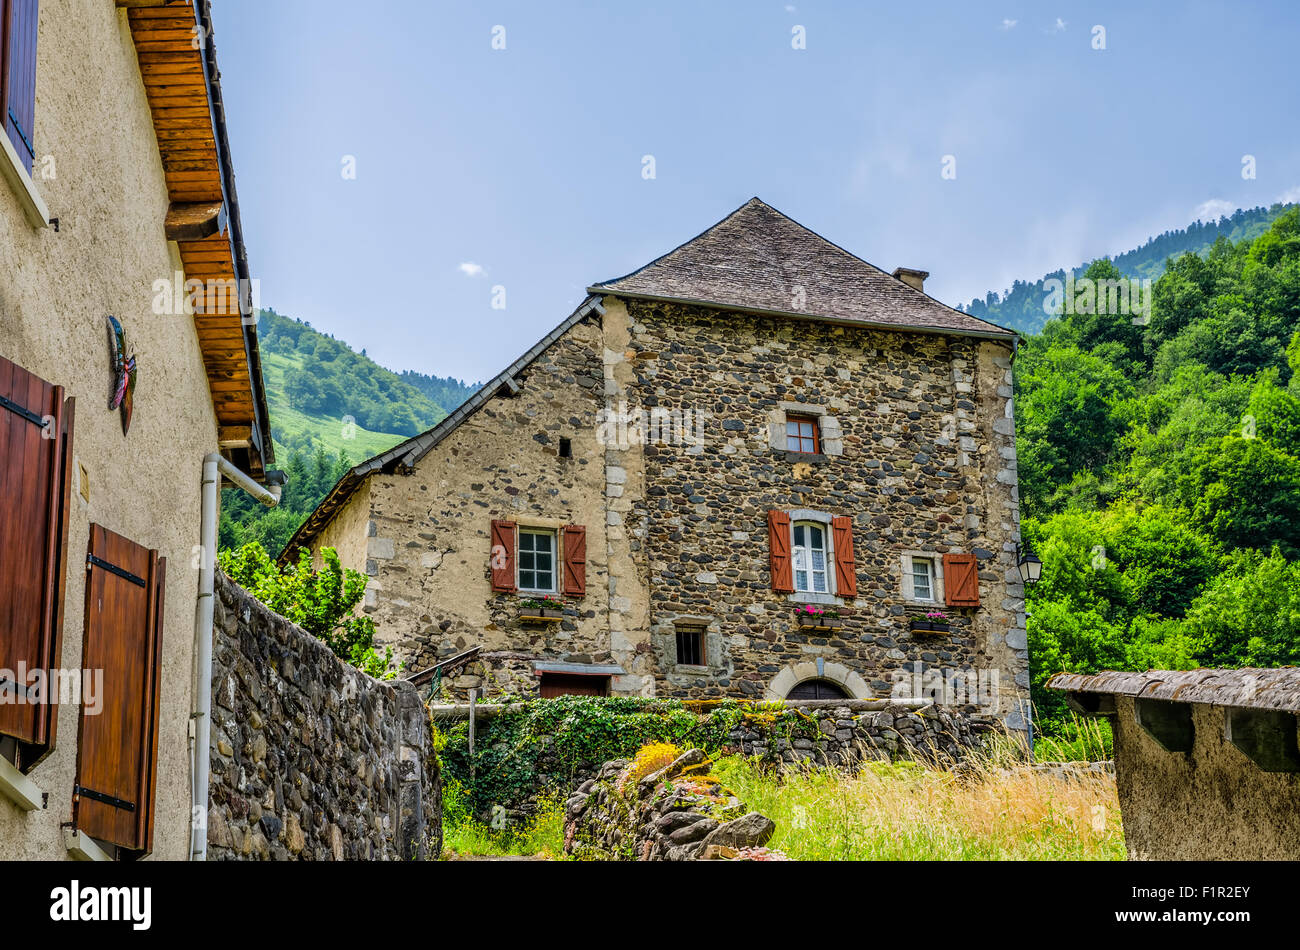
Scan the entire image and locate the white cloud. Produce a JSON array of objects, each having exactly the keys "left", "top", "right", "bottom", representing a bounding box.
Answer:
[
  {"left": 1277, "top": 185, "right": 1300, "bottom": 205},
  {"left": 1000, "top": 18, "right": 1018, "bottom": 30},
  {"left": 458, "top": 261, "right": 485, "bottom": 278},
  {"left": 1192, "top": 198, "right": 1235, "bottom": 223},
  {"left": 785, "top": 4, "right": 796, "bottom": 11}
]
